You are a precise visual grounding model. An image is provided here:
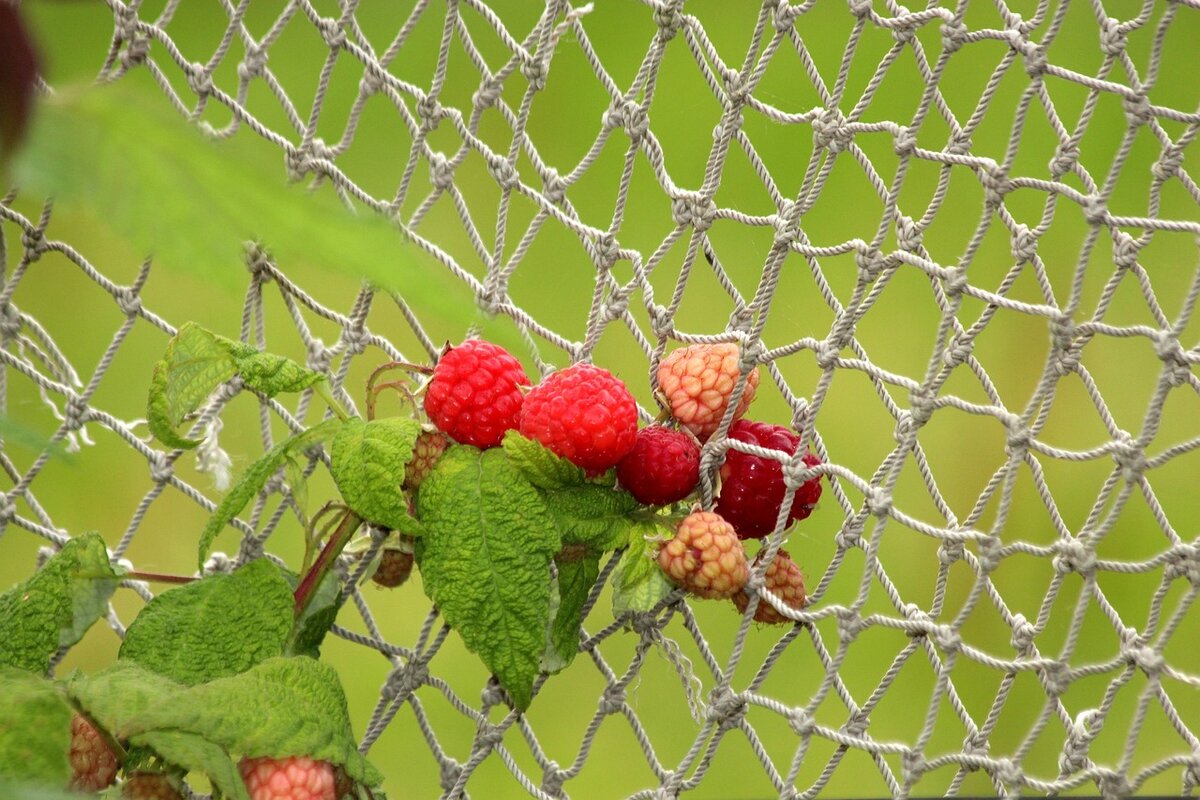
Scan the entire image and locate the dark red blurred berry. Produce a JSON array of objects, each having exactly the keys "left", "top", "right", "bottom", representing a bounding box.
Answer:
[
  {"left": 715, "top": 419, "right": 822, "bottom": 539},
  {"left": 616, "top": 426, "right": 700, "bottom": 505}
]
